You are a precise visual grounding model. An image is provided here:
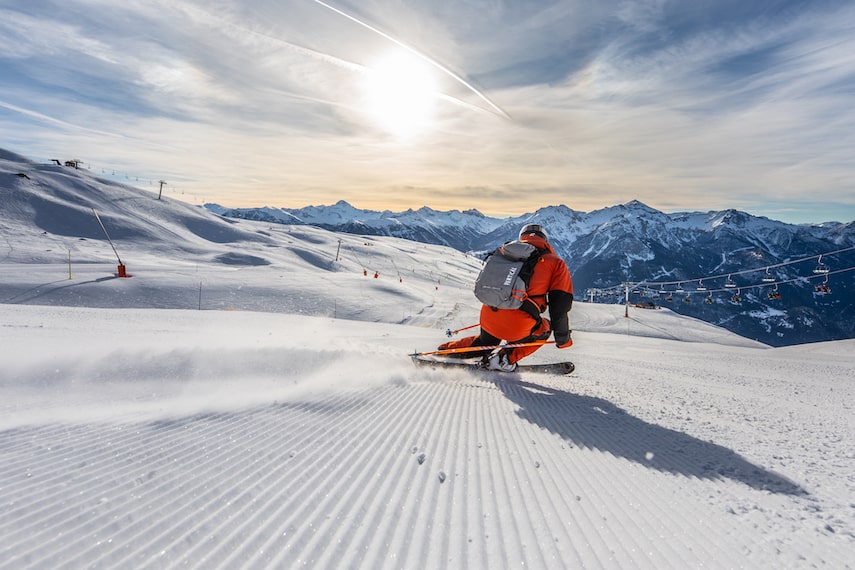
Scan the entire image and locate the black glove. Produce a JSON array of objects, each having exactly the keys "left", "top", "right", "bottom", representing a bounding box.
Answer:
[
  {"left": 548, "top": 290, "right": 573, "bottom": 348},
  {"left": 554, "top": 329, "right": 572, "bottom": 348}
]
